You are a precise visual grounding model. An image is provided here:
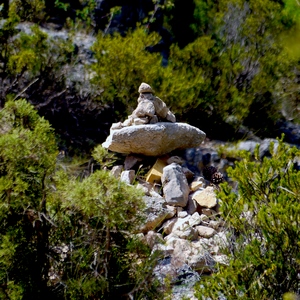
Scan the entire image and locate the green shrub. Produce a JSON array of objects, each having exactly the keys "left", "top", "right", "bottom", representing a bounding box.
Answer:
[
  {"left": 196, "top": 138, "right": 300, "bottom": 299},
  {"left": 0, "top": 99, "right": 58, "bottom": 298},
  {"left": 0, "top": 100, "right": 159, "bottom": 299},
  {"left": 51, "top": 168, "right": 145, "bottom": 298},
  {"left": 12, "top": 0, "right": 46, "bottom": 22},
  {"left": 90, "top": 27, "right": 164, "bottom": 120},
  {"left": 0, "top": 4, "right": 74, "bottom": 108}
]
